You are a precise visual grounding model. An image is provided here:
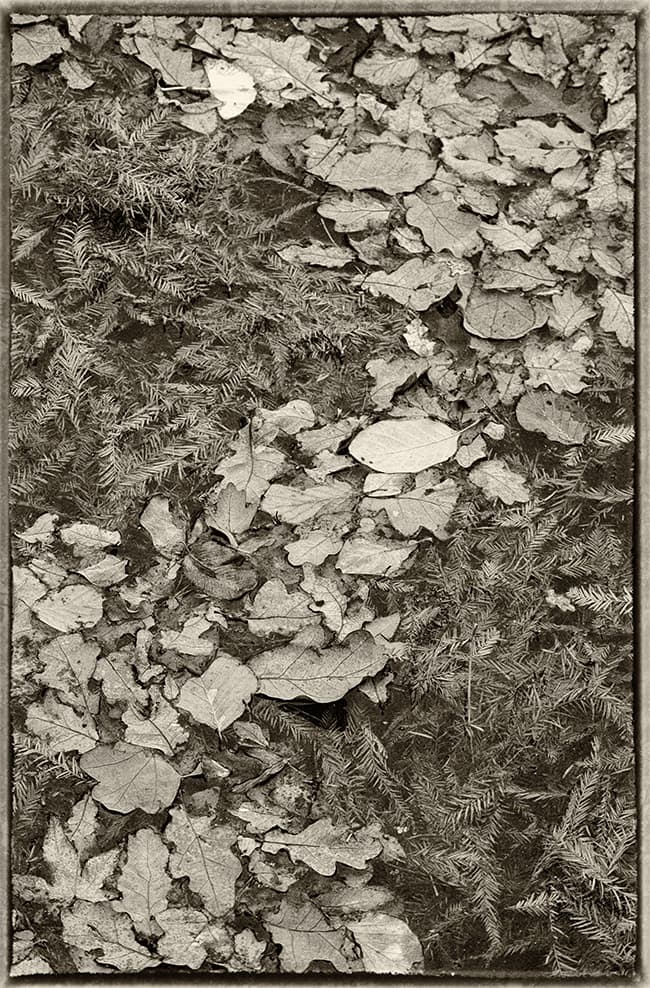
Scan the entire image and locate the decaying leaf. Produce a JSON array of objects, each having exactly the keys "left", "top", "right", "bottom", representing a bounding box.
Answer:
[
  {"left": 249, "top": 630, "right": 389, "bottom": 702},
  {"left": 140, "top": 496, "right": 185, "bottom": 556},
  {"left": 349, "top": 418, "right": 460, "bottom": 473},
  {"left": 27, "top": 692, "right": 98, "bottom": 753},
  {"left": 156, "top": 907, "right": 232, "bottom": 968},
  {"left": 262, "top": 480, "right": 355, "bottom": 525},
  {"left": 248, "top": 578, "right": 320, "bottom": 636},
  {"left": 516, "top": 392, "right": 587, "bottom": 445},
  {"left": 523, "top": 338, "right": 590, "bottom": 393},
  {"left": 469, "top": 459, "right": 530, "bottom": 504},
  {"left": 61, "top": 901, "right": 157, "bottom": 972},
  {"left": 166, "top": 807, "right": 241, "bottom": 916},
  {"left": 122, "top": 687, "right": 189, "bottom": 755},
  {"left": 463, "top": 287, "right": 545, "bottom": 340},
  {"left": 263, "top": 817, "right": 382, "bottom": 875},
  {"left": 336, "top": 536, "right": 418, "bottom": 576},
  {"left": 348, "top": 913, "right": 423, "bottom": 974},
  {"left": 366, "top": 478, "right": 459, "bottom": 537},
  {"left": 366, "top": 356, "right": 429, "bottom": 409},
  {"left": 177, "top": 653, "right": 257, "bottom": 731},
  {"left": 36, "top": 633, "right": 100, "bottom": 714},
  {"left": 116, "top": 829, "right": 171, "bottom": 935},
  {"left": 277, "top": 243, "right": 355, "bottom": 268},
  {"left": 264, "top": 897, "right": 350, "bottom": 973}
]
